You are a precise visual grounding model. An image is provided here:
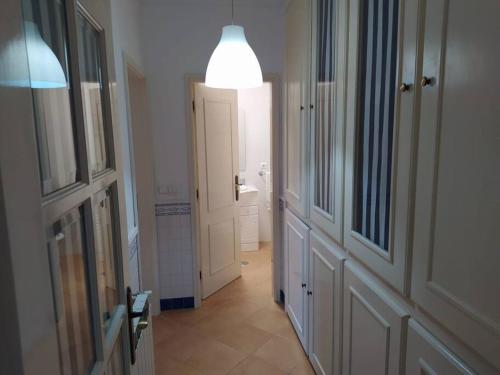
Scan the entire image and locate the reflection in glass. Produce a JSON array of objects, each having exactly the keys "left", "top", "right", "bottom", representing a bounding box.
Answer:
[
  {"left": 22, "top": 0, "right": 79, "bottom": 195},
  {"left": 48, "top": 207, "right": 95, "bottom": 374},
  {"left": 313, "top": 0, "right": 336, "bottom": 215},
  {"left": 354, "top": 0, "right": 399, "bottom": 251},
  {"left": 77, "top": 13, "right": 108, "bottom": 175},
  {"left": 93, "top": 190, "right": 118, "bottom": 332},
  {"left": 106, "top": 339, "right": 124, "bottom": 375}
]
